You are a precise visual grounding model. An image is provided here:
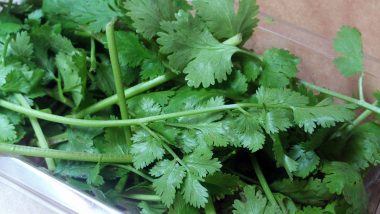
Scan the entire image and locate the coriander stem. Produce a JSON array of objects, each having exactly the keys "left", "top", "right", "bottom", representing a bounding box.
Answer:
[
  {"left": 2, "top": 36, "right": 11, "bottom": 65},
  {"left": 0, "top": 100, "right": 277, "bottom": 127},
  {"left": 45, "top": 89, "right": 74, "bottom": 108},
  {"left": 90, "top": 38, "right": 96, "bottom": 72},
  {"left": 73, "top": 73, "right": 175, "bottom": 118},
  {"left": 359, "top": 73, "right": 365, "bottom": 101},
  {"left": 49, "top": 132, "right": 68, "bottom": 145},
  {"left": 0, "top": 144, "right": 132, "bottom": 163},
  {"left": 124, "top": 194, "right": 161, "bottom": 201},
  {"left": 205, "top": 198, "right": 216, "bottom": 214},
  {"left": 300, "top": 80, "right": 380, "bottom": 114},
  {"left": 222, "top": 33, "right": 242, "bottom": 46},
  {"left": 14, "top": 94, "right": 56, "bottom": 170},
  {"left": 346, "top": 101, "right": 378, "bottom": 131},
  {"left": 251, "top": 156, "right": 284, "bottom": 213},
  {"left": 115, "top": 164, "right": 154, "bottom": 183},
  {"left": 106, "top": 21, "right": 132, "bottom": 146}
]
